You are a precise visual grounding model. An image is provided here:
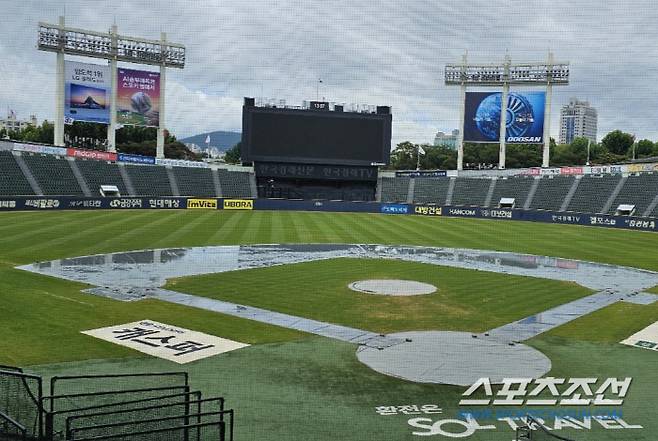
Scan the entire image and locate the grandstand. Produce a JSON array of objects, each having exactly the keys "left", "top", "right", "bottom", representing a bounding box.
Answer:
[
  {"left": 0, "top": 150, "right": 254, "bottom": 199},
  {"left": 1, "top": 146, "right": 658, "bottom": 219}
]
